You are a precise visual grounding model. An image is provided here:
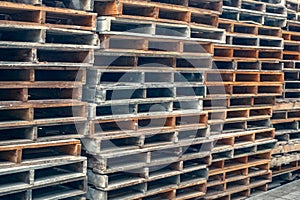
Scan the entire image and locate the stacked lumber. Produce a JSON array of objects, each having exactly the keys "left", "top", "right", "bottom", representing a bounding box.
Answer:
[
  {"left": 83, "top": 0, "right": 225, "bottom": 199},
  {"left": 203, "top": 0, "right": 285, "bottom": 199},
  {"left": 0, "top": 1, "right": 97, "bottom": 199}
]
